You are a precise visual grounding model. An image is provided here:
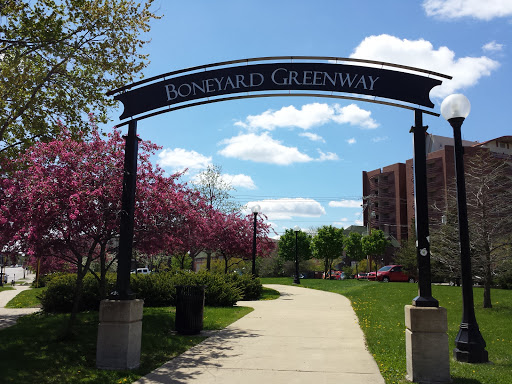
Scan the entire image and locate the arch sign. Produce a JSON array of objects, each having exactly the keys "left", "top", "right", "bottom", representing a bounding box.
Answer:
[
  {"left": 108, "top": 57, "right": 451, "bottom": 309},
  {"left": 109, "top": 56, "right": 451, "bottom": 124}
]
